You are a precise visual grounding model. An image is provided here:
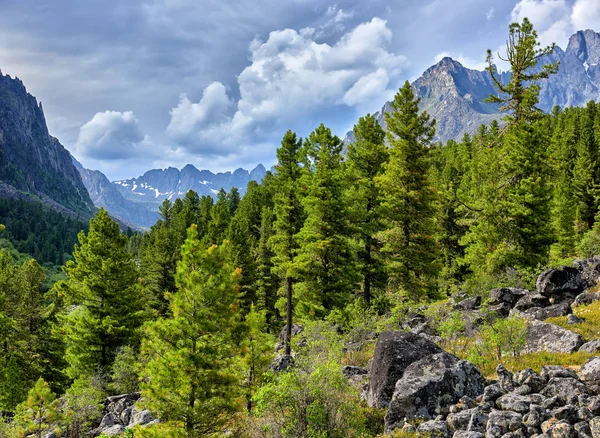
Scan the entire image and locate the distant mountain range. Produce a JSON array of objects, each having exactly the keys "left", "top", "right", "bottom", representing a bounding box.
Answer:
[
  {"left": 72, "top": 163, "right": 267, "bottom": 229},
  {"left": 345, "top": 29, "right": 600, "bottom": 143}
]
